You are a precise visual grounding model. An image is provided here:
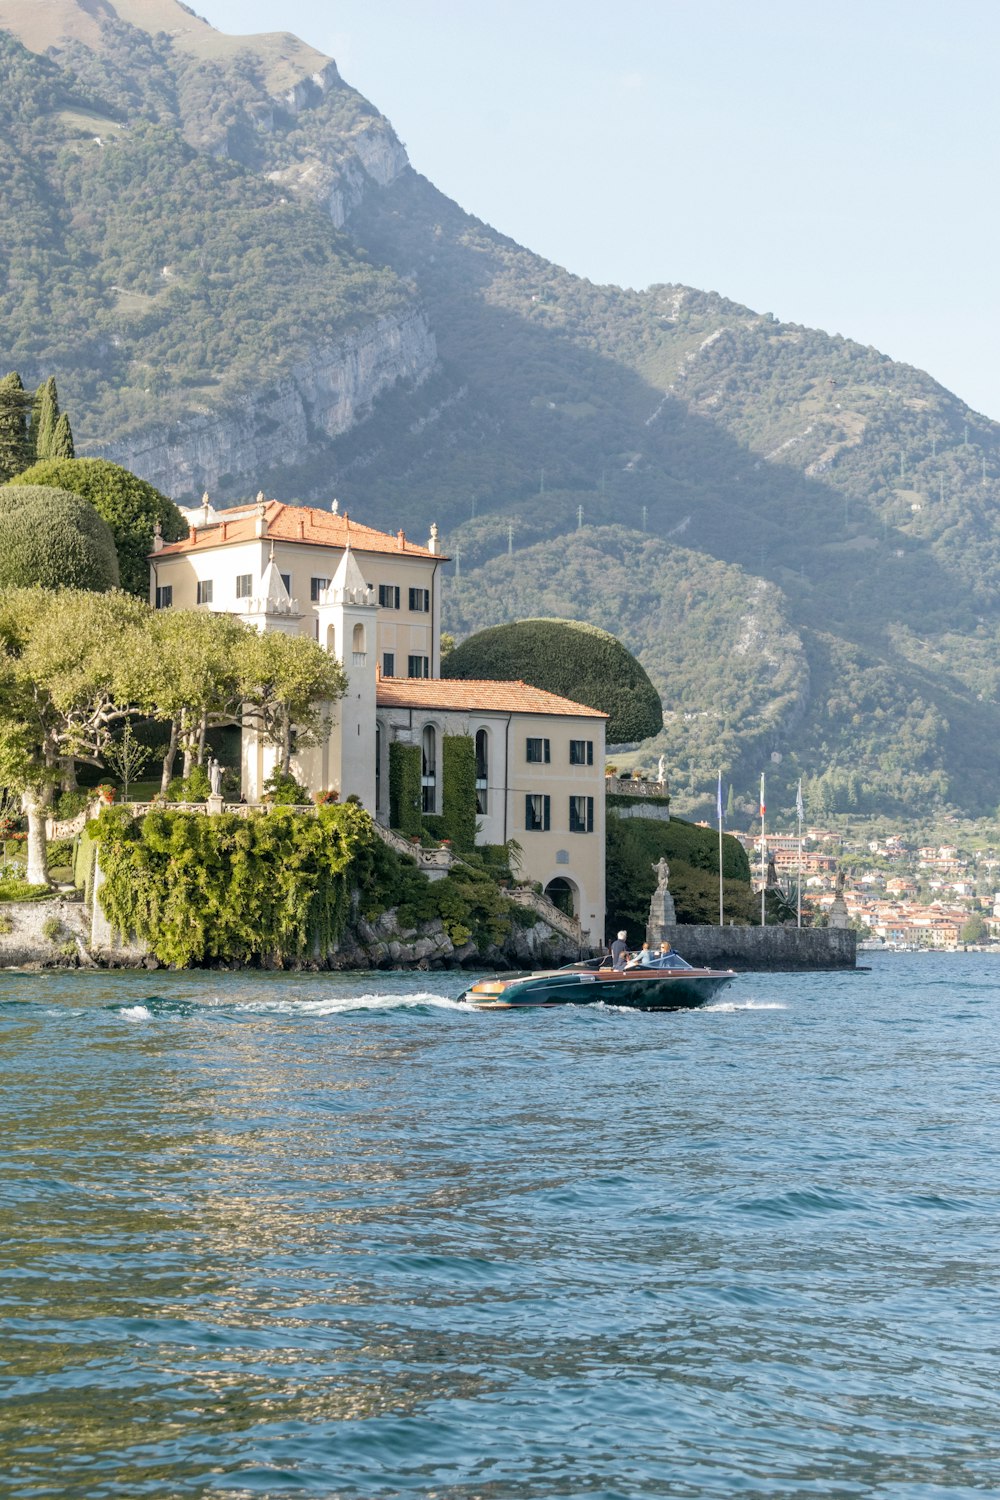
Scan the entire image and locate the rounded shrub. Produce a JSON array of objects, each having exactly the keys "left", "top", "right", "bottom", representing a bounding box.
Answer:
[
  {"left": 442, "top": 618, "right": 663, "bottom": 744},
  {"left": 13, "top": 457, "right": 187, "bottom": 596},
  {"left": 0, "top": 485, "right": 120, "bottom": 591}
]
